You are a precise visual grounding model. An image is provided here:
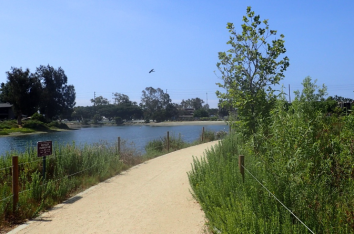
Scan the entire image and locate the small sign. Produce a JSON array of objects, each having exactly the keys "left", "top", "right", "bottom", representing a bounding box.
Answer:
[{"left": 37, "top": 141, "right": 52, "bottom": 157}]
